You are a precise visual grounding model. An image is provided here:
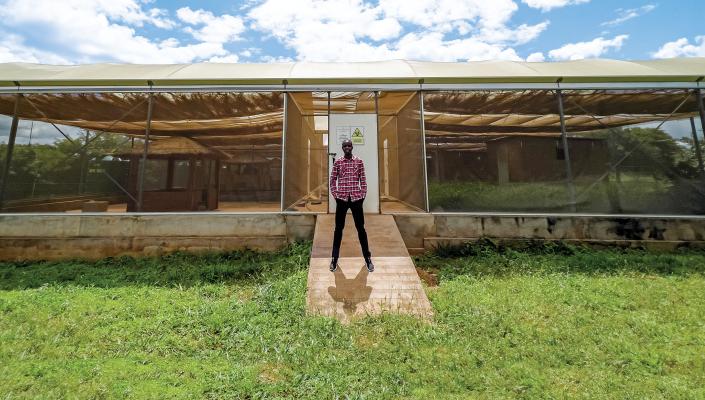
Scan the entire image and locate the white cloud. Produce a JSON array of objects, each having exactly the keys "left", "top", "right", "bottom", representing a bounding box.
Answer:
[
  {"left": 176, "top": 7, "right": 245, "bottom": 44},
  {"left": 653, "top": 36, "right": 705, "bottom": 58},
  {"left": 601, "top": 4, "right": 656, "bottom": 27},
  {"left": 260, "top": 55, "right": 295, "bottom": 63},
  {"left": 248, "top": 0, "right": 546, "bottom": 62},
  {"left": 548, "top": 34, "right": 628, "bottom": 60},
  {"left": 208, "top": 54, "right": 240, "bottom": 63},
  {"left": 0, "top": 0, "right": 233, "bottom": 63},
  {"left": 0, "top": 0, "right": 557, "bottom": 65},
  {"left": 522, "top": 0, "right": 590, "bottom": 12},
  {"left": 526, "top": 51, "right": 545, "bottom": 62},
  {"left": 0, "top": 33, "right": 70, "bottom": 64},
  {"left": 378, "top": 0, "right": 517, "bottom": 30}
]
